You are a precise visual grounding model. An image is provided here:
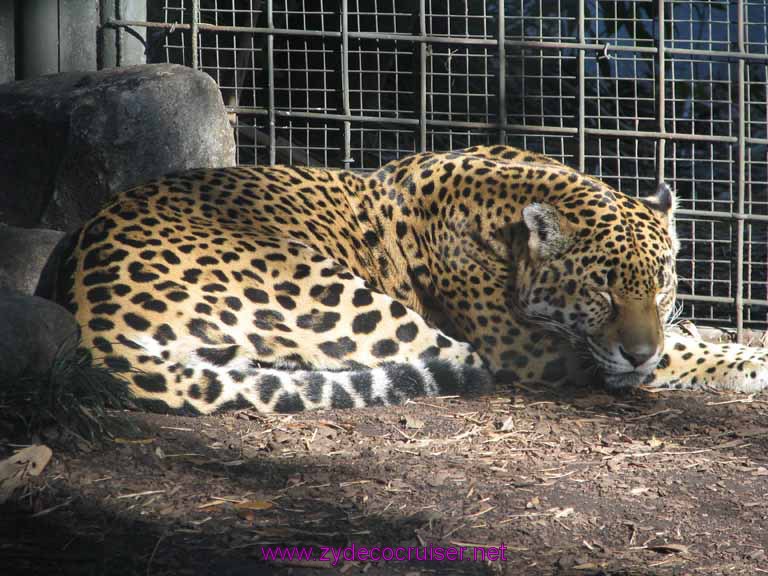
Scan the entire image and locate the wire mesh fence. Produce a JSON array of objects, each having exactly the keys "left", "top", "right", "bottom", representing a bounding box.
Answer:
[{"left": 106, "top": 0, "right": 768, "bottom": 336}]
